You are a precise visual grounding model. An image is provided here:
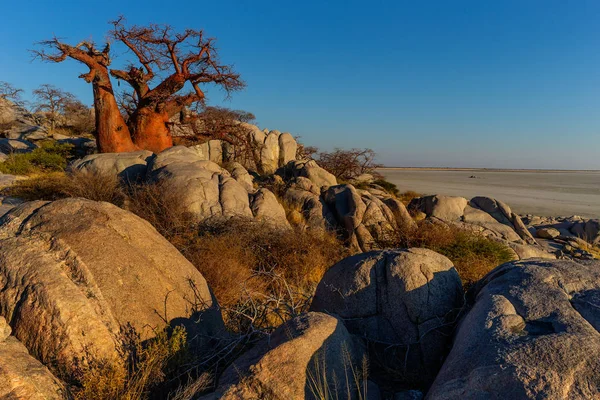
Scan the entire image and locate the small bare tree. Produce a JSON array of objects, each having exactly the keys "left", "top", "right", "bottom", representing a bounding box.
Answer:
[
  {"left": 0, "top": 81, "right": 24, "bottom": 103},
  {"left": 62, "top": 98, "right": 95, "bottom": 135},
  {"left": 316, "top": 148, "right": 380, "bottom": 180},
  {"left": 32, "top": 84, "right": 76, "bottom": 132}
]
